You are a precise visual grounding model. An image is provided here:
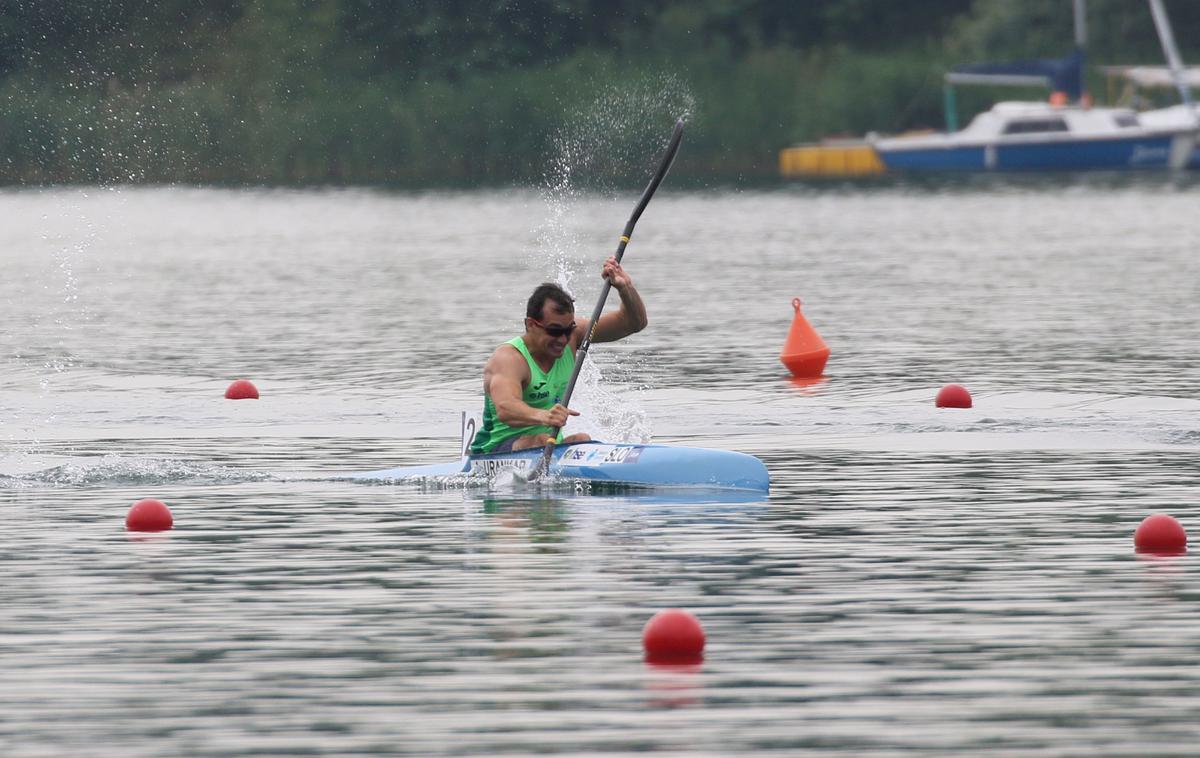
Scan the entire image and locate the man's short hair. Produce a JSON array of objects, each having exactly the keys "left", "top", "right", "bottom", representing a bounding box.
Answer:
[{"left": 526, "top": 282, "right": 575, "bottom": 320}]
